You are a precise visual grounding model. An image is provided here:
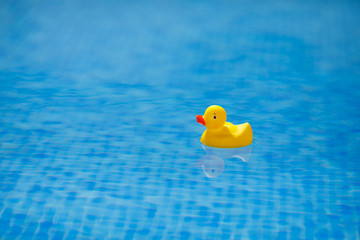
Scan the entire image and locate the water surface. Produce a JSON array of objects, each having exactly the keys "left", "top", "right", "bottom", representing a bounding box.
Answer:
[{"left": 1, "top": 0, "right": 360, "bottom": 239}]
